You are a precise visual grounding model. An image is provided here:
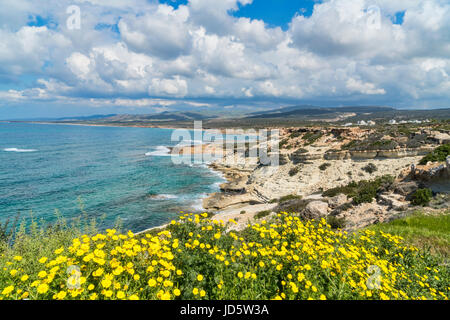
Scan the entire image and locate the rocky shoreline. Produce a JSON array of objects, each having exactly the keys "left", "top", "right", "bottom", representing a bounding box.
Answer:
[{"left": 198, "top": 127, "right": 449, "bottom": 231}]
